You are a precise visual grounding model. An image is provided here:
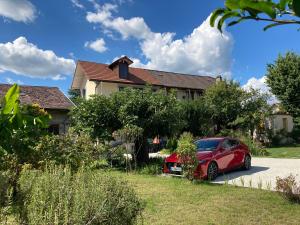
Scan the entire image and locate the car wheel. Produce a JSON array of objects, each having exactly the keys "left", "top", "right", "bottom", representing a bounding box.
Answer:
[
  {"left": 243, "top": 155, "right": 251, "bottom": 170},
  {"left": 207, "top": 162, "right": 218, "bottom": 181}
]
